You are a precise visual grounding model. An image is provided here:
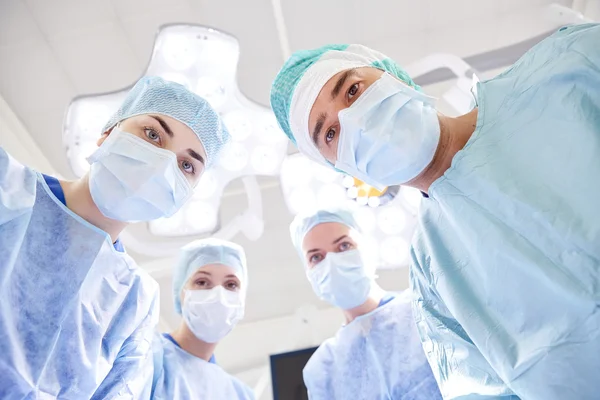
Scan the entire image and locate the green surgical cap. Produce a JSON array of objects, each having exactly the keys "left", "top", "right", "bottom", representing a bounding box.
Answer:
[{"left": 270, "top": 44, "right": 420, "bottom": 146}]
